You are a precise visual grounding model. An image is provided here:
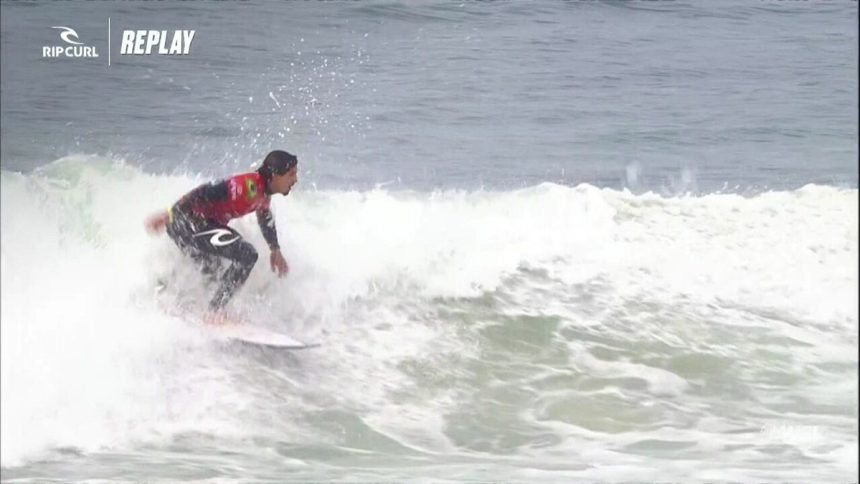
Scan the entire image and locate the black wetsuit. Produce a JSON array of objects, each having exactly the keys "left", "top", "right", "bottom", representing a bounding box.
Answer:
[{"left": 166, "top": 172, "right": 279, "bottom": 310}]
